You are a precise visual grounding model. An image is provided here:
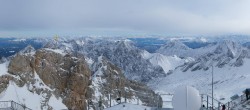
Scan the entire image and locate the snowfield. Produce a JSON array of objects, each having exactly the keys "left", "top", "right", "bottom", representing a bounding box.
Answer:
[{"left": 150, "top": 59, "right": 250, "bottom": 104}]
